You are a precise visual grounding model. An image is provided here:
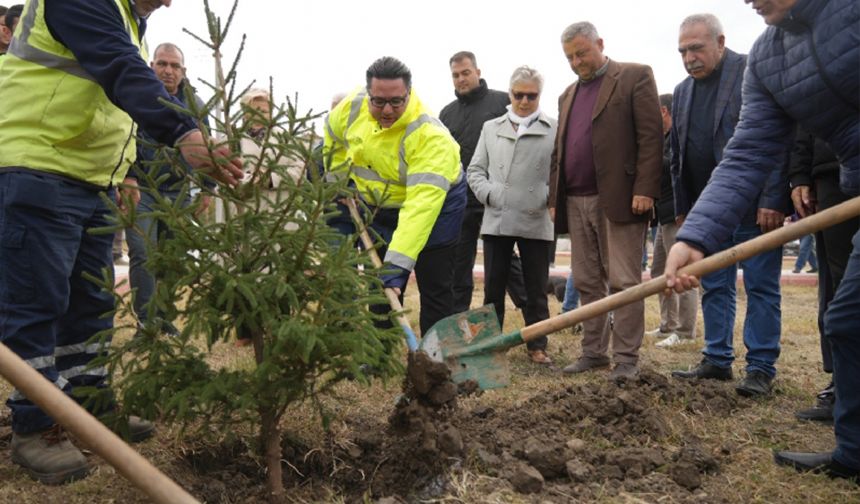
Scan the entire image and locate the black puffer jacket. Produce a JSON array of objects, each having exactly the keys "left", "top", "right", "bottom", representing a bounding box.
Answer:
[{"left": 440, "top": 79, "right": 509, "bottom": 207}]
